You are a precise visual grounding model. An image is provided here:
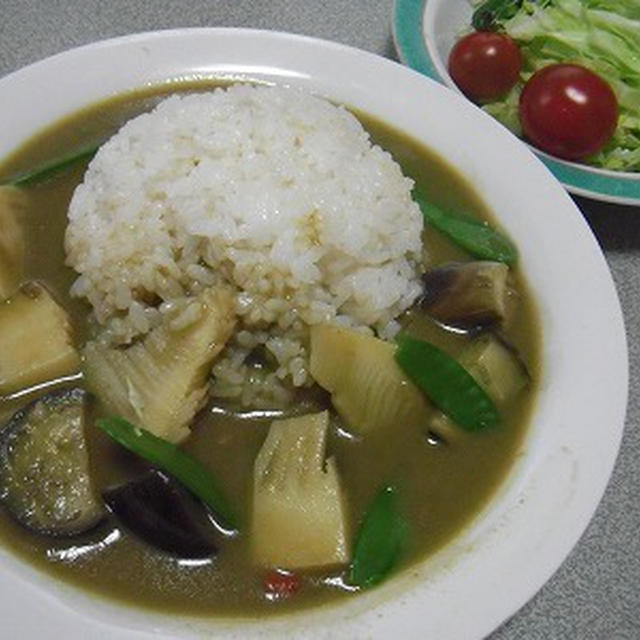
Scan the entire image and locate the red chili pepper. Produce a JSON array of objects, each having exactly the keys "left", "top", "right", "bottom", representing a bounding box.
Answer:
[{"left": 263, "top": 569, "right": 301, "bottom": 601}]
